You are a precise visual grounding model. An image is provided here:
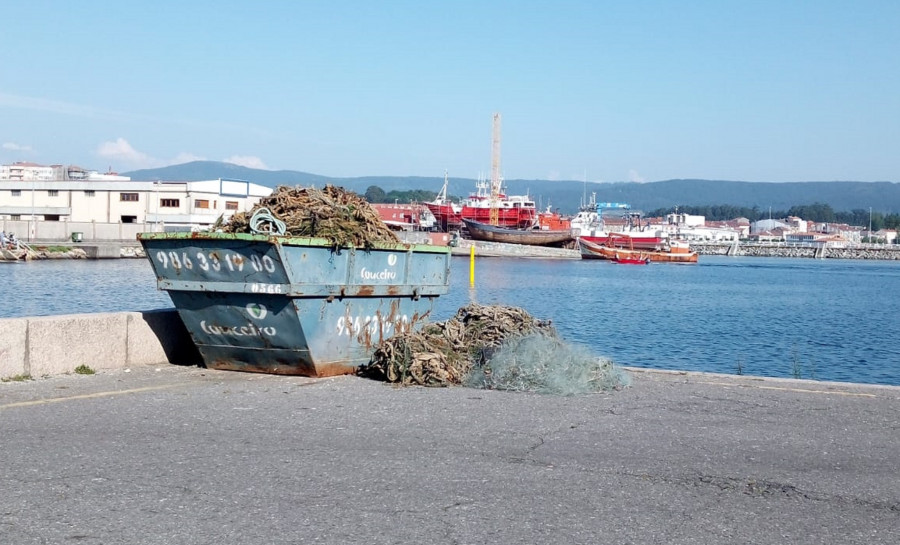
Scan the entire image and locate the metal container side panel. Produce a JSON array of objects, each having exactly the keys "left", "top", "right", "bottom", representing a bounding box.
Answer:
[
  {"left": 140, "top": 235, "right": 451, "bottom": 295},
  {"left": 280, "top": 245, "right": 451, "bottom": 290},
  {"left": 142, "top": 238, "right": 290, "bottom": 286},
  {"left": 299, "top": 295, "right": 438, "bottom": 369},
  {"left": 194, "top": 345, "right": 322, "bottom": 376},
  {"left": 166, "top": 291, "right": 318, "bottom": 375},
  {"left": 167, "top": 290, "right": 440, "bottom": 377},
  {"left": 278, "top": 244, "right": 351, "bottom": 286},
  {"left": 167, "top": 292, "right": 306, "bottom": 351}
]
